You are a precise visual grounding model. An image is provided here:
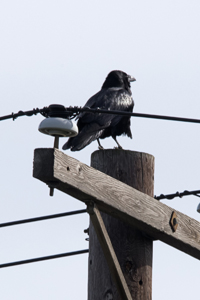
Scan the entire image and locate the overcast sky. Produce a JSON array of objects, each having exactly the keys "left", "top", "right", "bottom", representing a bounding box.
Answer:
[{"left": 0, "top": 1, "right": 200, "bottom": 299}]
